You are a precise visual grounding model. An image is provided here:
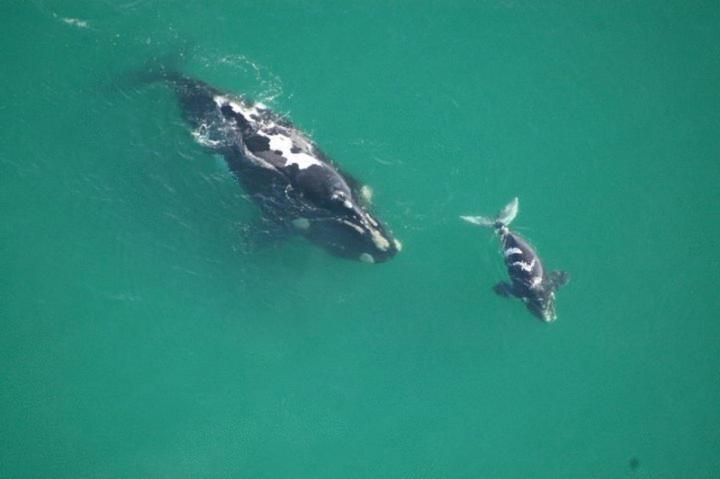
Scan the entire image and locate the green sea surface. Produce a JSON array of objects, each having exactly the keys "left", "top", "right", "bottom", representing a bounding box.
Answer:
[{"left": 2, "top": 1, "right": 719, "bottom": 477}]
